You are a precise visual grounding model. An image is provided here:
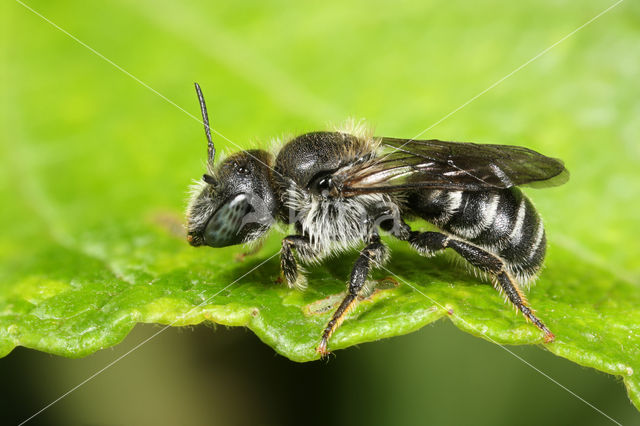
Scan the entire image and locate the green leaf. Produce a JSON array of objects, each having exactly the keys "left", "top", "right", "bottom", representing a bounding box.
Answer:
[{"left": 2, "top": 0, "right": 640, "bottom": 413}]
